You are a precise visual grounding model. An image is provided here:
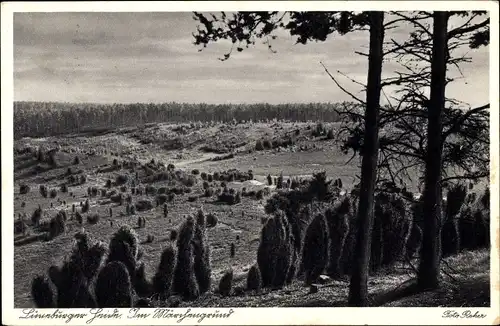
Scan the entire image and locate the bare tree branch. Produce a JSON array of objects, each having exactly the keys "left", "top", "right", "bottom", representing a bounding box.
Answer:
[
  {"left": 442, "top": 104, "right": 490, "bottom": 139},
  {"left": 448, "top": 18, "right": 489, "bottom": 39},
  {"left": 320, "top": 61, "right": 367, "bottom": 105}
]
